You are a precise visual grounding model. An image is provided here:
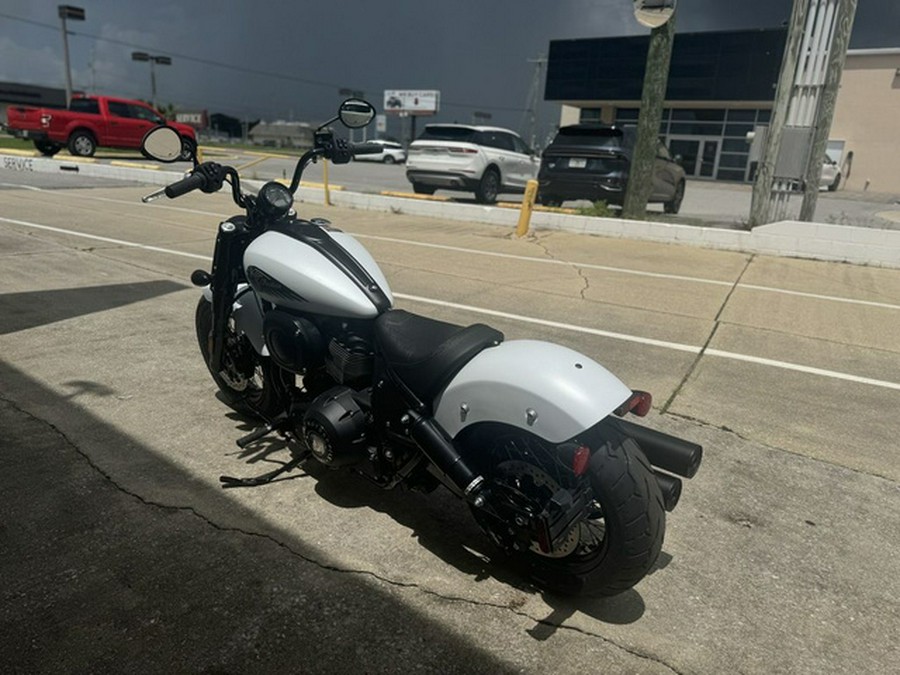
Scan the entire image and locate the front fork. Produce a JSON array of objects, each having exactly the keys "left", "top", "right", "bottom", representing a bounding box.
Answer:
[{"left": 193, "top": 219, "right": 248, "bottom": 373}]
